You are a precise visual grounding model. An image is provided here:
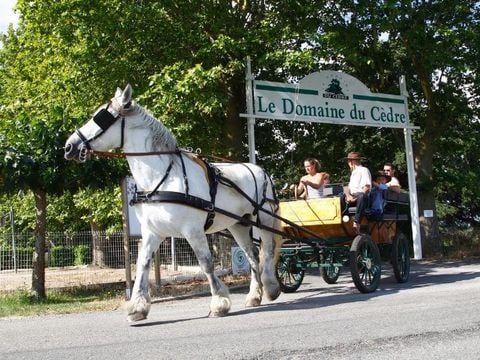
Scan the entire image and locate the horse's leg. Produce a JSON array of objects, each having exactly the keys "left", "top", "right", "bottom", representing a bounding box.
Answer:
[
  {"left": 186, "top": 230, "right": 231, "bottom": 316},
  {"left": 126, "top": 230, "right": 161, "bottom": 322},
  {"left": 258, "top": 224, "right": 282, "bottom": 301},
  {"left": 228, "top": 224, "right": 263, "bottom": 307}
]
